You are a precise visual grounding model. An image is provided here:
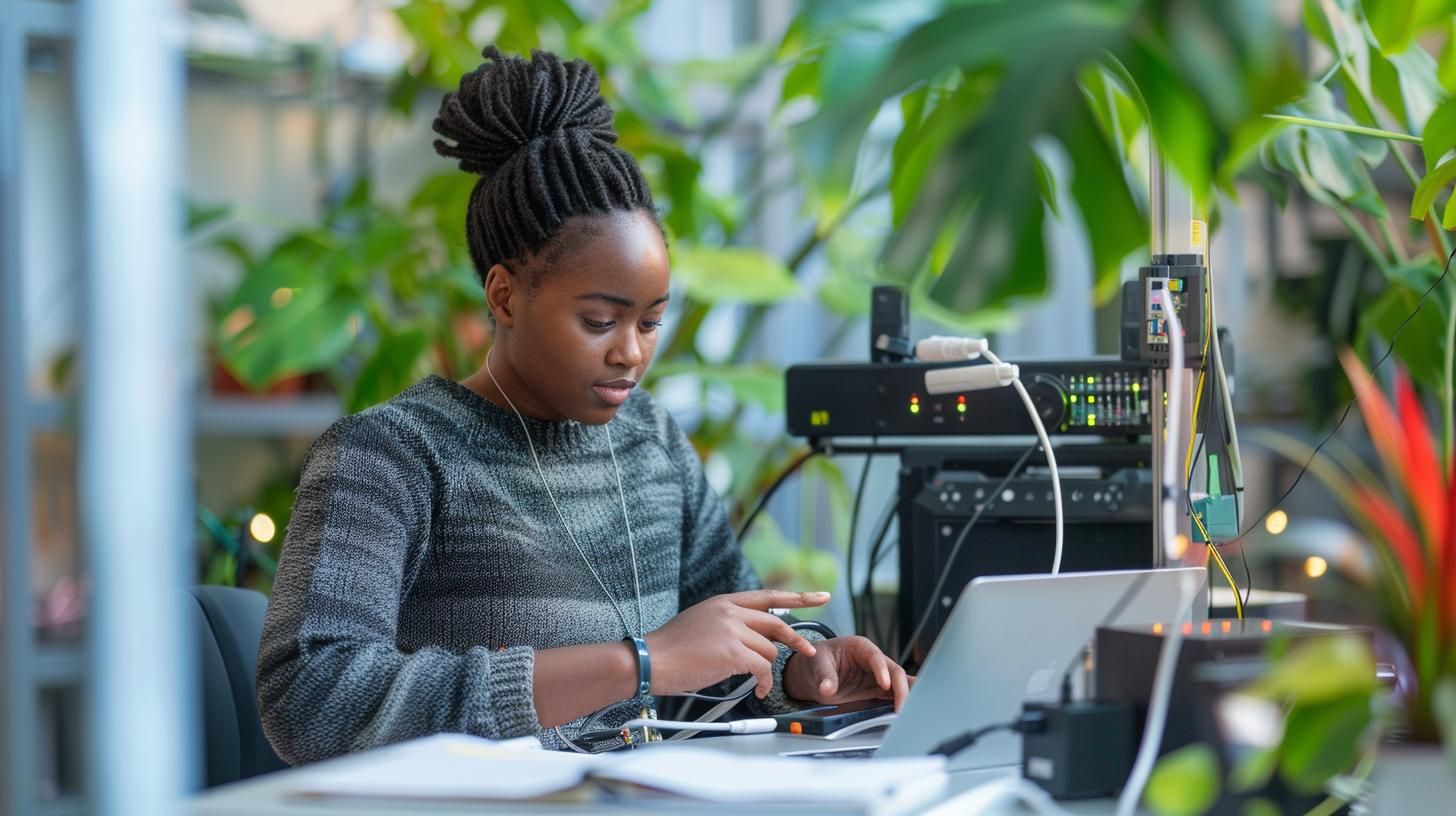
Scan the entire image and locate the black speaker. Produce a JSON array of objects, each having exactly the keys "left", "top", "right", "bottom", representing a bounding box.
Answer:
[{"left": 896, "top": 445, "right": 1156, "bottom": 665}]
